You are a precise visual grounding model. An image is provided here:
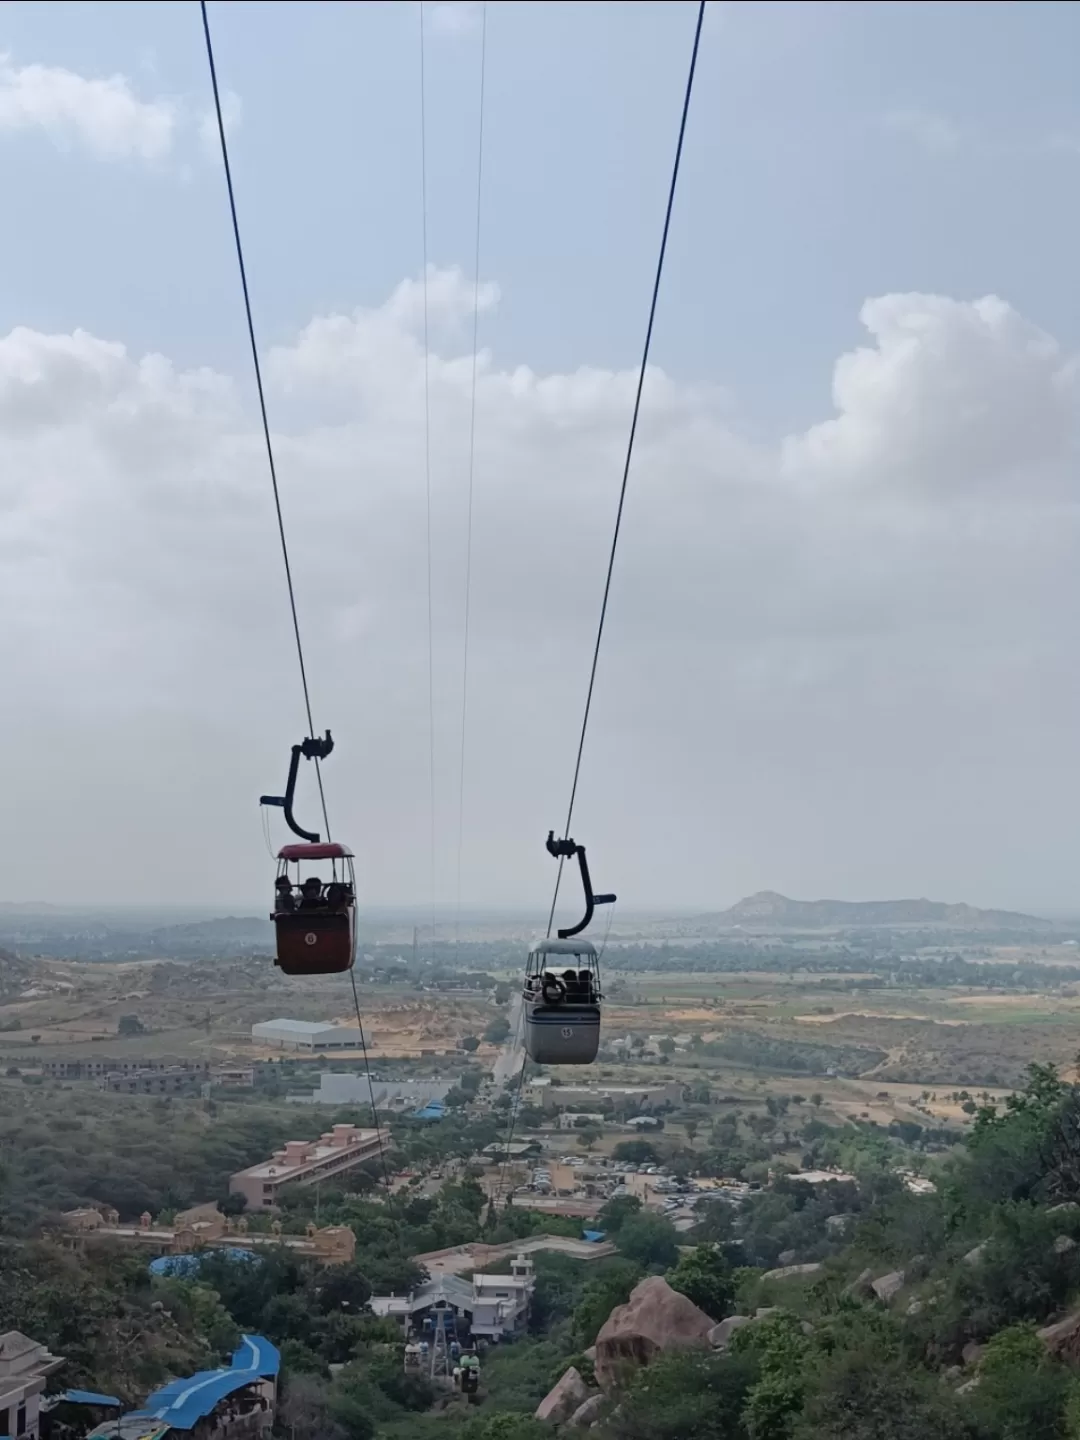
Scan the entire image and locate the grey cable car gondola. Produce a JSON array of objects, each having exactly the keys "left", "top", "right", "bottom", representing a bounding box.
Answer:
[{"left": 523, "top": 833, "right": 615, "bottom": 1066}]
